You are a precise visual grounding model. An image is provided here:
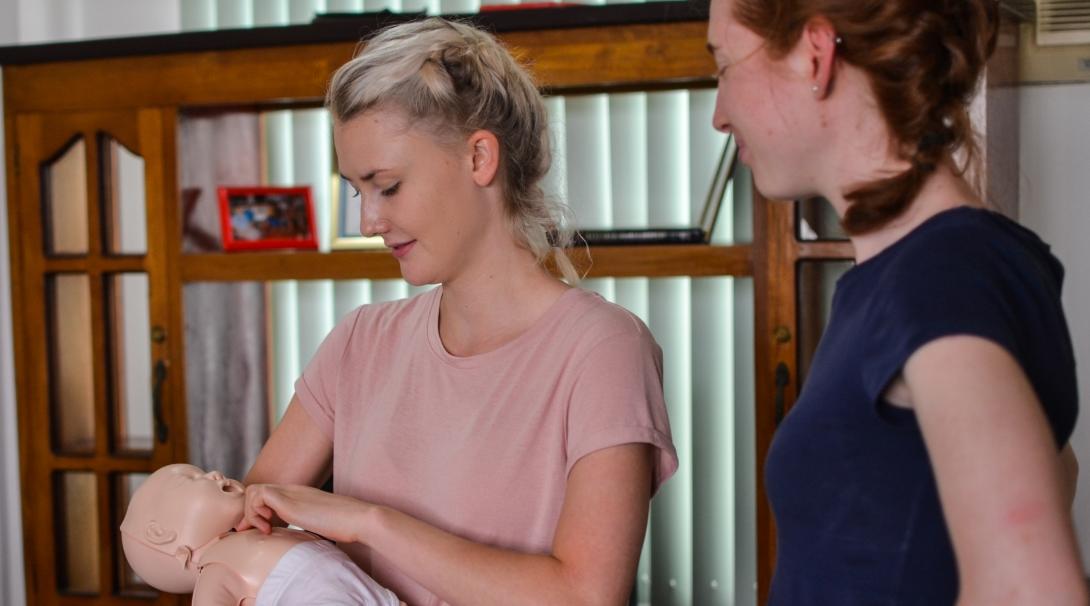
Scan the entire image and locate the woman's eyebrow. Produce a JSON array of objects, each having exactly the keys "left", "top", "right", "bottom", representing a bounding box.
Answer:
[{"left": 340, "top": 170, "right": 386, "bottom": 183}]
